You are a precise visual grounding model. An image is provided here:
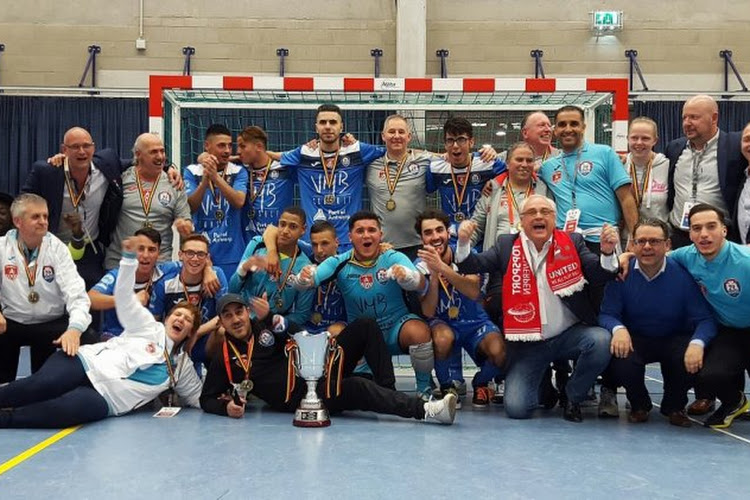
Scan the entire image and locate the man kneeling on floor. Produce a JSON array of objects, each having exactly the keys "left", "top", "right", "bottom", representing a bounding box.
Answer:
[{"left": 200, "top": 294, "right": 457, "bottom": 425}]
